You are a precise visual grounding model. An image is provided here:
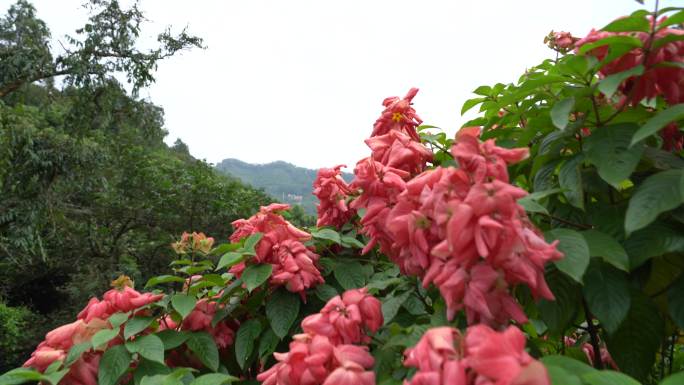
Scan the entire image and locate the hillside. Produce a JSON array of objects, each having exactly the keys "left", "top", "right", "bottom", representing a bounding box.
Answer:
[{"left": 215, "top": 158, "right": 353, "bottom": 214}]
